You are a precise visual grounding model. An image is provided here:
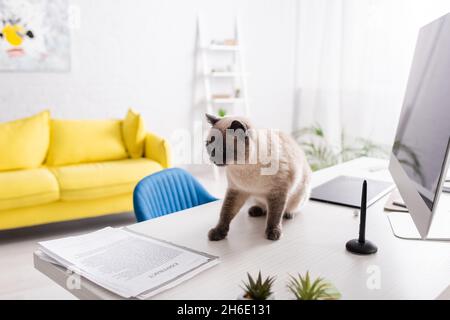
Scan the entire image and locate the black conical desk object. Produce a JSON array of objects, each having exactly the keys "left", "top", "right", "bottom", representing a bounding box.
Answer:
[{"left": 346, "top": 180, "right": 378, "bottom": 255}]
